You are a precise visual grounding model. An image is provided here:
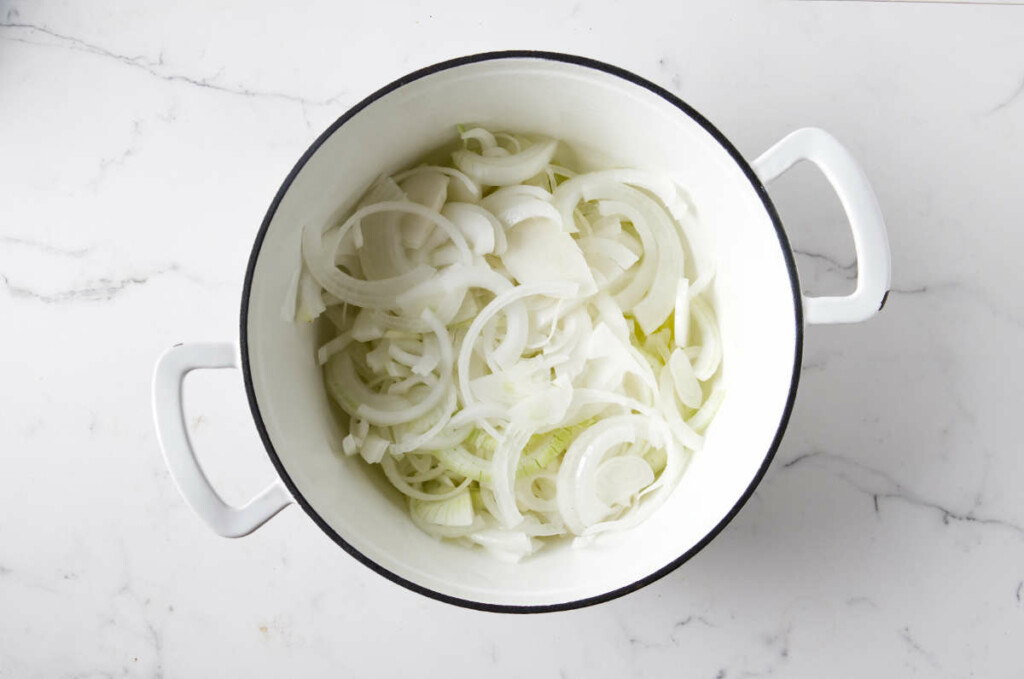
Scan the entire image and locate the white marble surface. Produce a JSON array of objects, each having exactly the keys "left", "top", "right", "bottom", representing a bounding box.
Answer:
[{"left": 2, "top": 0, "right": 1023, "bottom": 676}]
